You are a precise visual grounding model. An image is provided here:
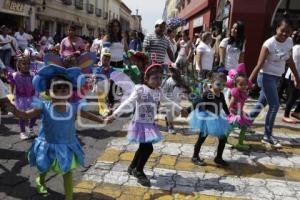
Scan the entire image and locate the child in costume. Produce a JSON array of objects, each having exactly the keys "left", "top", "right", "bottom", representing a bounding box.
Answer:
[
  {"left": 189, "top": 73, "right": 231, "bottom": 167},
  {"left": 107, "top": 64, "right": 188, "bottom": 187},
  {"left": 11, "top": 65, "right": 104, "bottom": 199},
  {"left": 227, "top": 63, "right": 252, "bottom": 150},
  {"left": 9, "top": 56, "right": 37, "bottom": 140},
  {"left": 162, "top": 64, "right": 189, "bottom": 134},
  {"left": 94, "top": 48, "right": 116, "bottom": 116}
]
